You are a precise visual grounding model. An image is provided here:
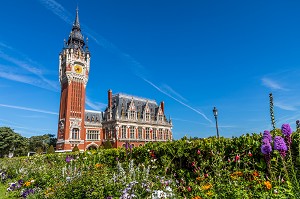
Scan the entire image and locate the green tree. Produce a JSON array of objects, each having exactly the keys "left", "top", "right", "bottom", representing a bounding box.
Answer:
[
  {"left": 36, "top": 147, "right": 43, "bottom": 154},
  {"left": 103, "top": 140, "right": 113, "bottom": 149},
  {"left": 47, "top": 145, "right": 55, "bottom": 154},
  {"left": 28, "top": 134, "right": 56, "bottom": 152},
  {"left": 0, "top": 127, "right": 28, "bottom": 157}
]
